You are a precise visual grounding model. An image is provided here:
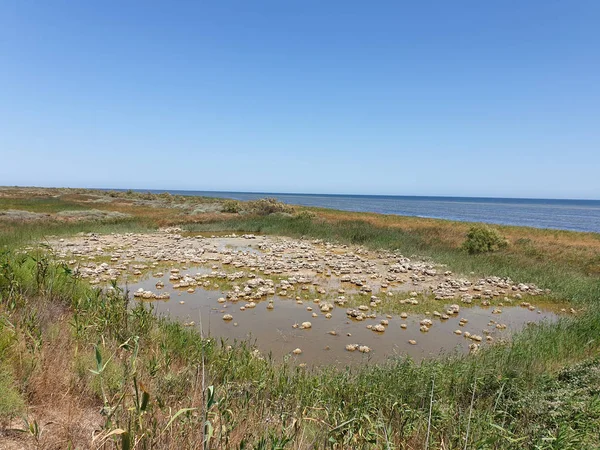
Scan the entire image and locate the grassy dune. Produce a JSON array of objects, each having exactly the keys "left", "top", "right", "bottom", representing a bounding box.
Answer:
[{"left": 1, "top": 188, "right": 599, "bottom": 449}]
